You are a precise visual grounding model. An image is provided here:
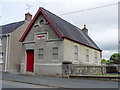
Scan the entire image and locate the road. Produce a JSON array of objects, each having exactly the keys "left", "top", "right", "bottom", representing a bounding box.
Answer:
[
  {"left": 0, "top": 79, "right": 119, "bottom": 90},
  {"left": 2, "top": 80, "right": 52, "bottom": 88},
  {"left": 2, "top": 72, "right": 119, "bottom": 88}
]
